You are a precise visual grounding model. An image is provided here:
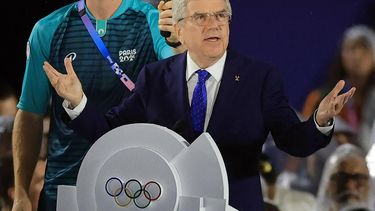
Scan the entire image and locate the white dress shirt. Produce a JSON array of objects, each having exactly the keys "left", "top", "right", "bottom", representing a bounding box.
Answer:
[
  {"left": 186, "top": 51, "right": 226, "bottom": 131},
  {"left": 63, "top": 50, "right": 333, "bottom": 135}
]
